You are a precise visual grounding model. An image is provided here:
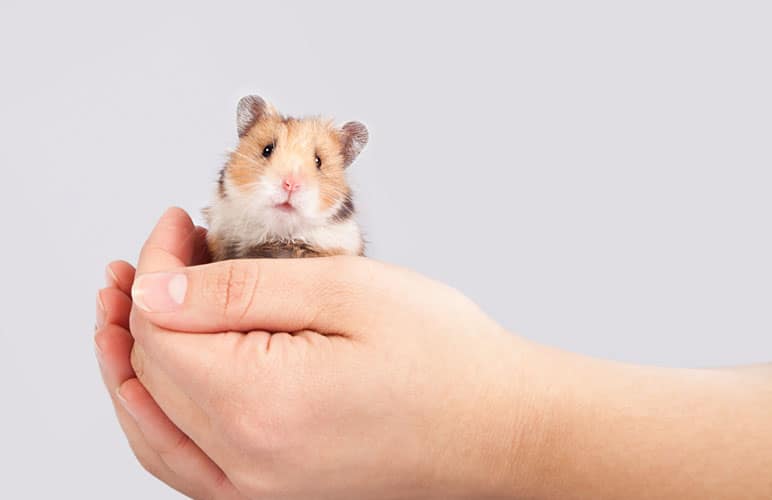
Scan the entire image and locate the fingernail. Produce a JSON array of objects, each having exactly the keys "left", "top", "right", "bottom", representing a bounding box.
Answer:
[
  {"left": 96, "top": 291, "right": 106, "bottom": 329},
  {"left": 116, "top": 385, "right": 137, "bottom": 420},
  {"left": 132, "top": 272, "right": 187, "bottom": 313},
  {"left": 105, "top": 265, "right": 118, "bottom": 287}
]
